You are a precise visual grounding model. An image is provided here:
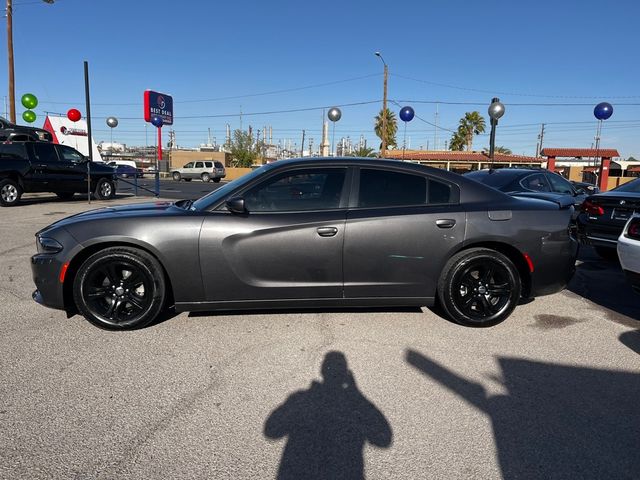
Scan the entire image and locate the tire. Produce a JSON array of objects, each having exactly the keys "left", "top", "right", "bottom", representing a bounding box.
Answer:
[
  {"left": 437, "top": 248, "right": 521, "bottom": 327},
  {"left": 55, "top": 192, "right": 75, "bottom": 201},
  {"left": 172, "top": 172, "right": 181, "bottom": 181},
  {"left": 201, "top": 172, "right": 211, "bottom": 182},
  {"left": 94, "top": 178, "right": 115, "bottom": 200},
  {"left": 72, "top": 246, "right": 166, "bottom": 330},
  {"left": 184, "top": 178, "right": 192, "bottom": 182},
  {"left": 594, "top": 246, "right": 618, "bottom": 261},
  {"left": 0, "top": 178, "right": 22, "bottom": 206},
  {"left": 213, "top": 178, "right": 221, "bottom": 183}
]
